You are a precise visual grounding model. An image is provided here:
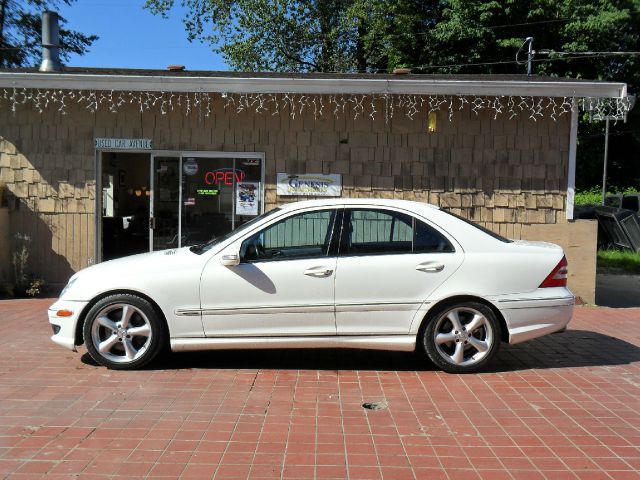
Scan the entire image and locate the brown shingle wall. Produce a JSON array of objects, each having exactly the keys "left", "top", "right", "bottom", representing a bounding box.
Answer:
[{"left": 0, "top": 96, "right": 570, "bottom": 284}]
